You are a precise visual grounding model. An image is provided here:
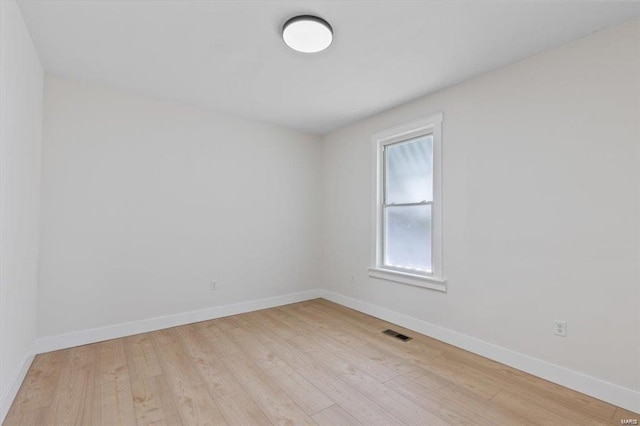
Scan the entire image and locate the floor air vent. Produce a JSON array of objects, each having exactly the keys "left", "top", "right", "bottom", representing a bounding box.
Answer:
[{"left": 382, "top": 329, "right": 412, "bottom": 342}]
